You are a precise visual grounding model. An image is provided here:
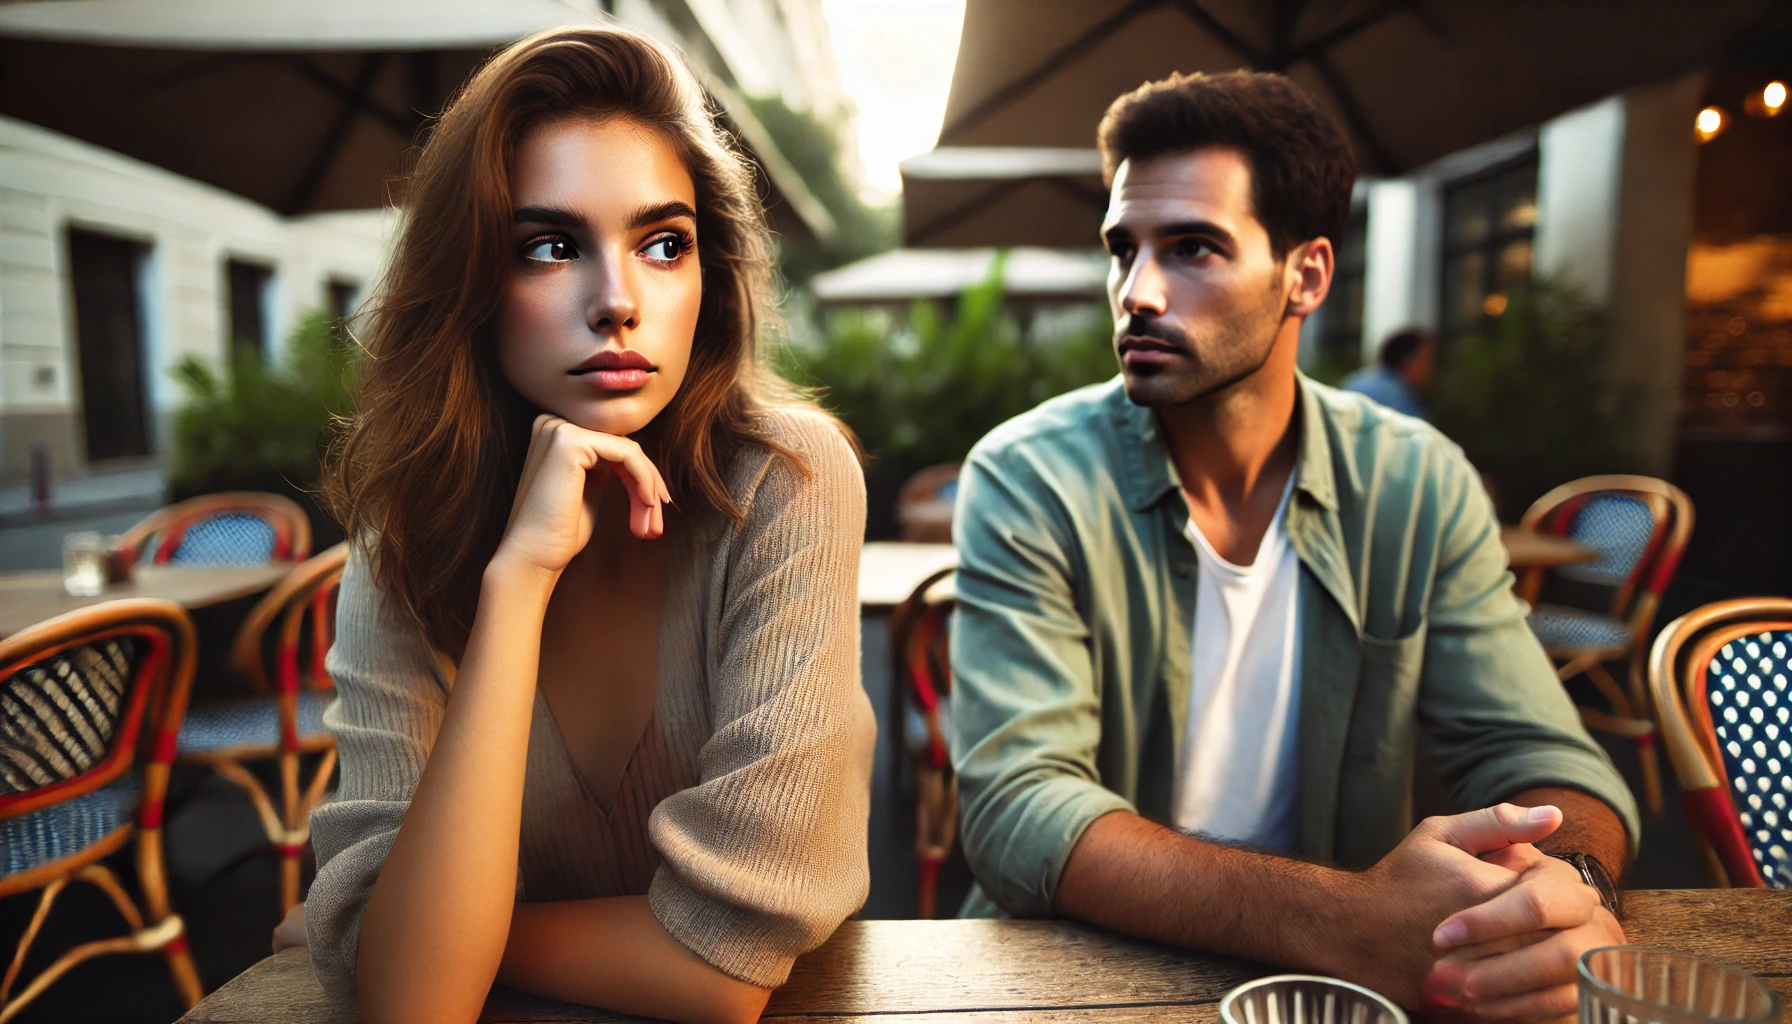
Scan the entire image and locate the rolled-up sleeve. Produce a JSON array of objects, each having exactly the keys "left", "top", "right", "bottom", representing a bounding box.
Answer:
[
  {"left": 1417, "top": 448, "right": 1641, "bottom": 851},
  {"left": 949, "top": 447, "right": 1133, "bottom": 919},
  {"left": 646, "top": 413, "right": 875, "bottom": 988},
  {"left": 305, "top": 553, "right": 453, "bottom": 1003}
]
